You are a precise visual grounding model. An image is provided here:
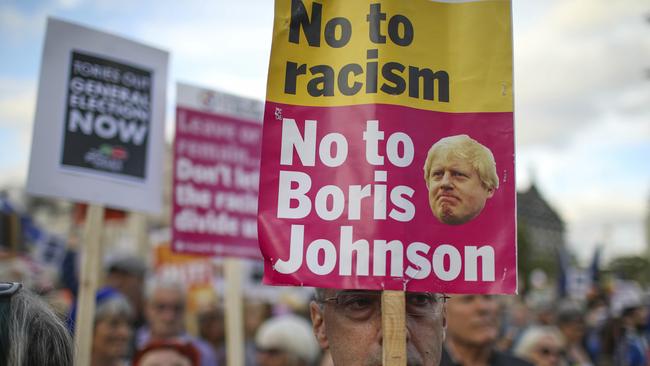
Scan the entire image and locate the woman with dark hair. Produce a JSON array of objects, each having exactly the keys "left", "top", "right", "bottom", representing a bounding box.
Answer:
[{"left": 0, "top": 282, "right": 74, "bottom": 366}]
